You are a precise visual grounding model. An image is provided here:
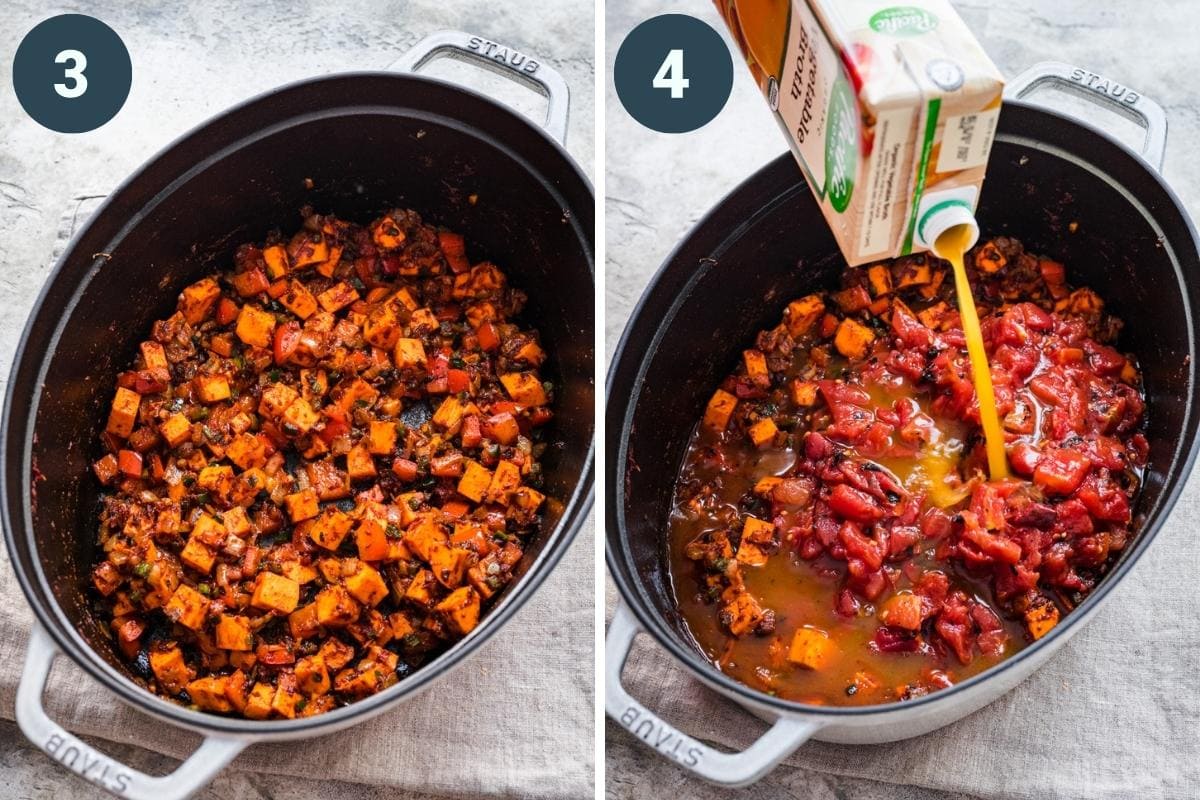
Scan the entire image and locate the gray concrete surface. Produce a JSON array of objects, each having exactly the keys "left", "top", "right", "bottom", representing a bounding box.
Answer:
[
  {"left": 605, "top": 0, "right": 1200, "bottom": 798},
  {"left": 0, "top": 1, "right": 594, "bottom": 798}
]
